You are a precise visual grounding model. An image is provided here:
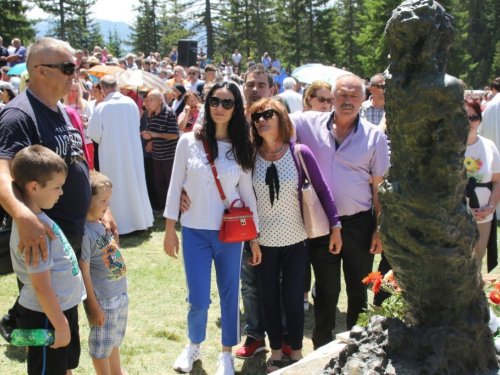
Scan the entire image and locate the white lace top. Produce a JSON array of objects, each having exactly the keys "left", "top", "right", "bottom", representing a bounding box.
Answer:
[{"left": 253, "top": 150, "right": 308, "bottom": 247}]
